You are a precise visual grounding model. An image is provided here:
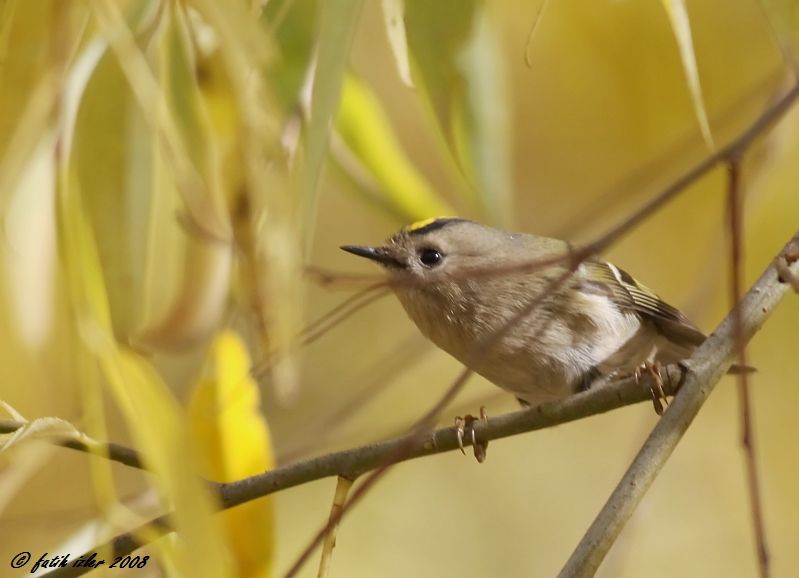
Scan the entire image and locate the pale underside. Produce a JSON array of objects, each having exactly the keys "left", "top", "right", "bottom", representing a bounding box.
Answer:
[{"left": 391, "top": 262, "right": 700, "bottom": 406}]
